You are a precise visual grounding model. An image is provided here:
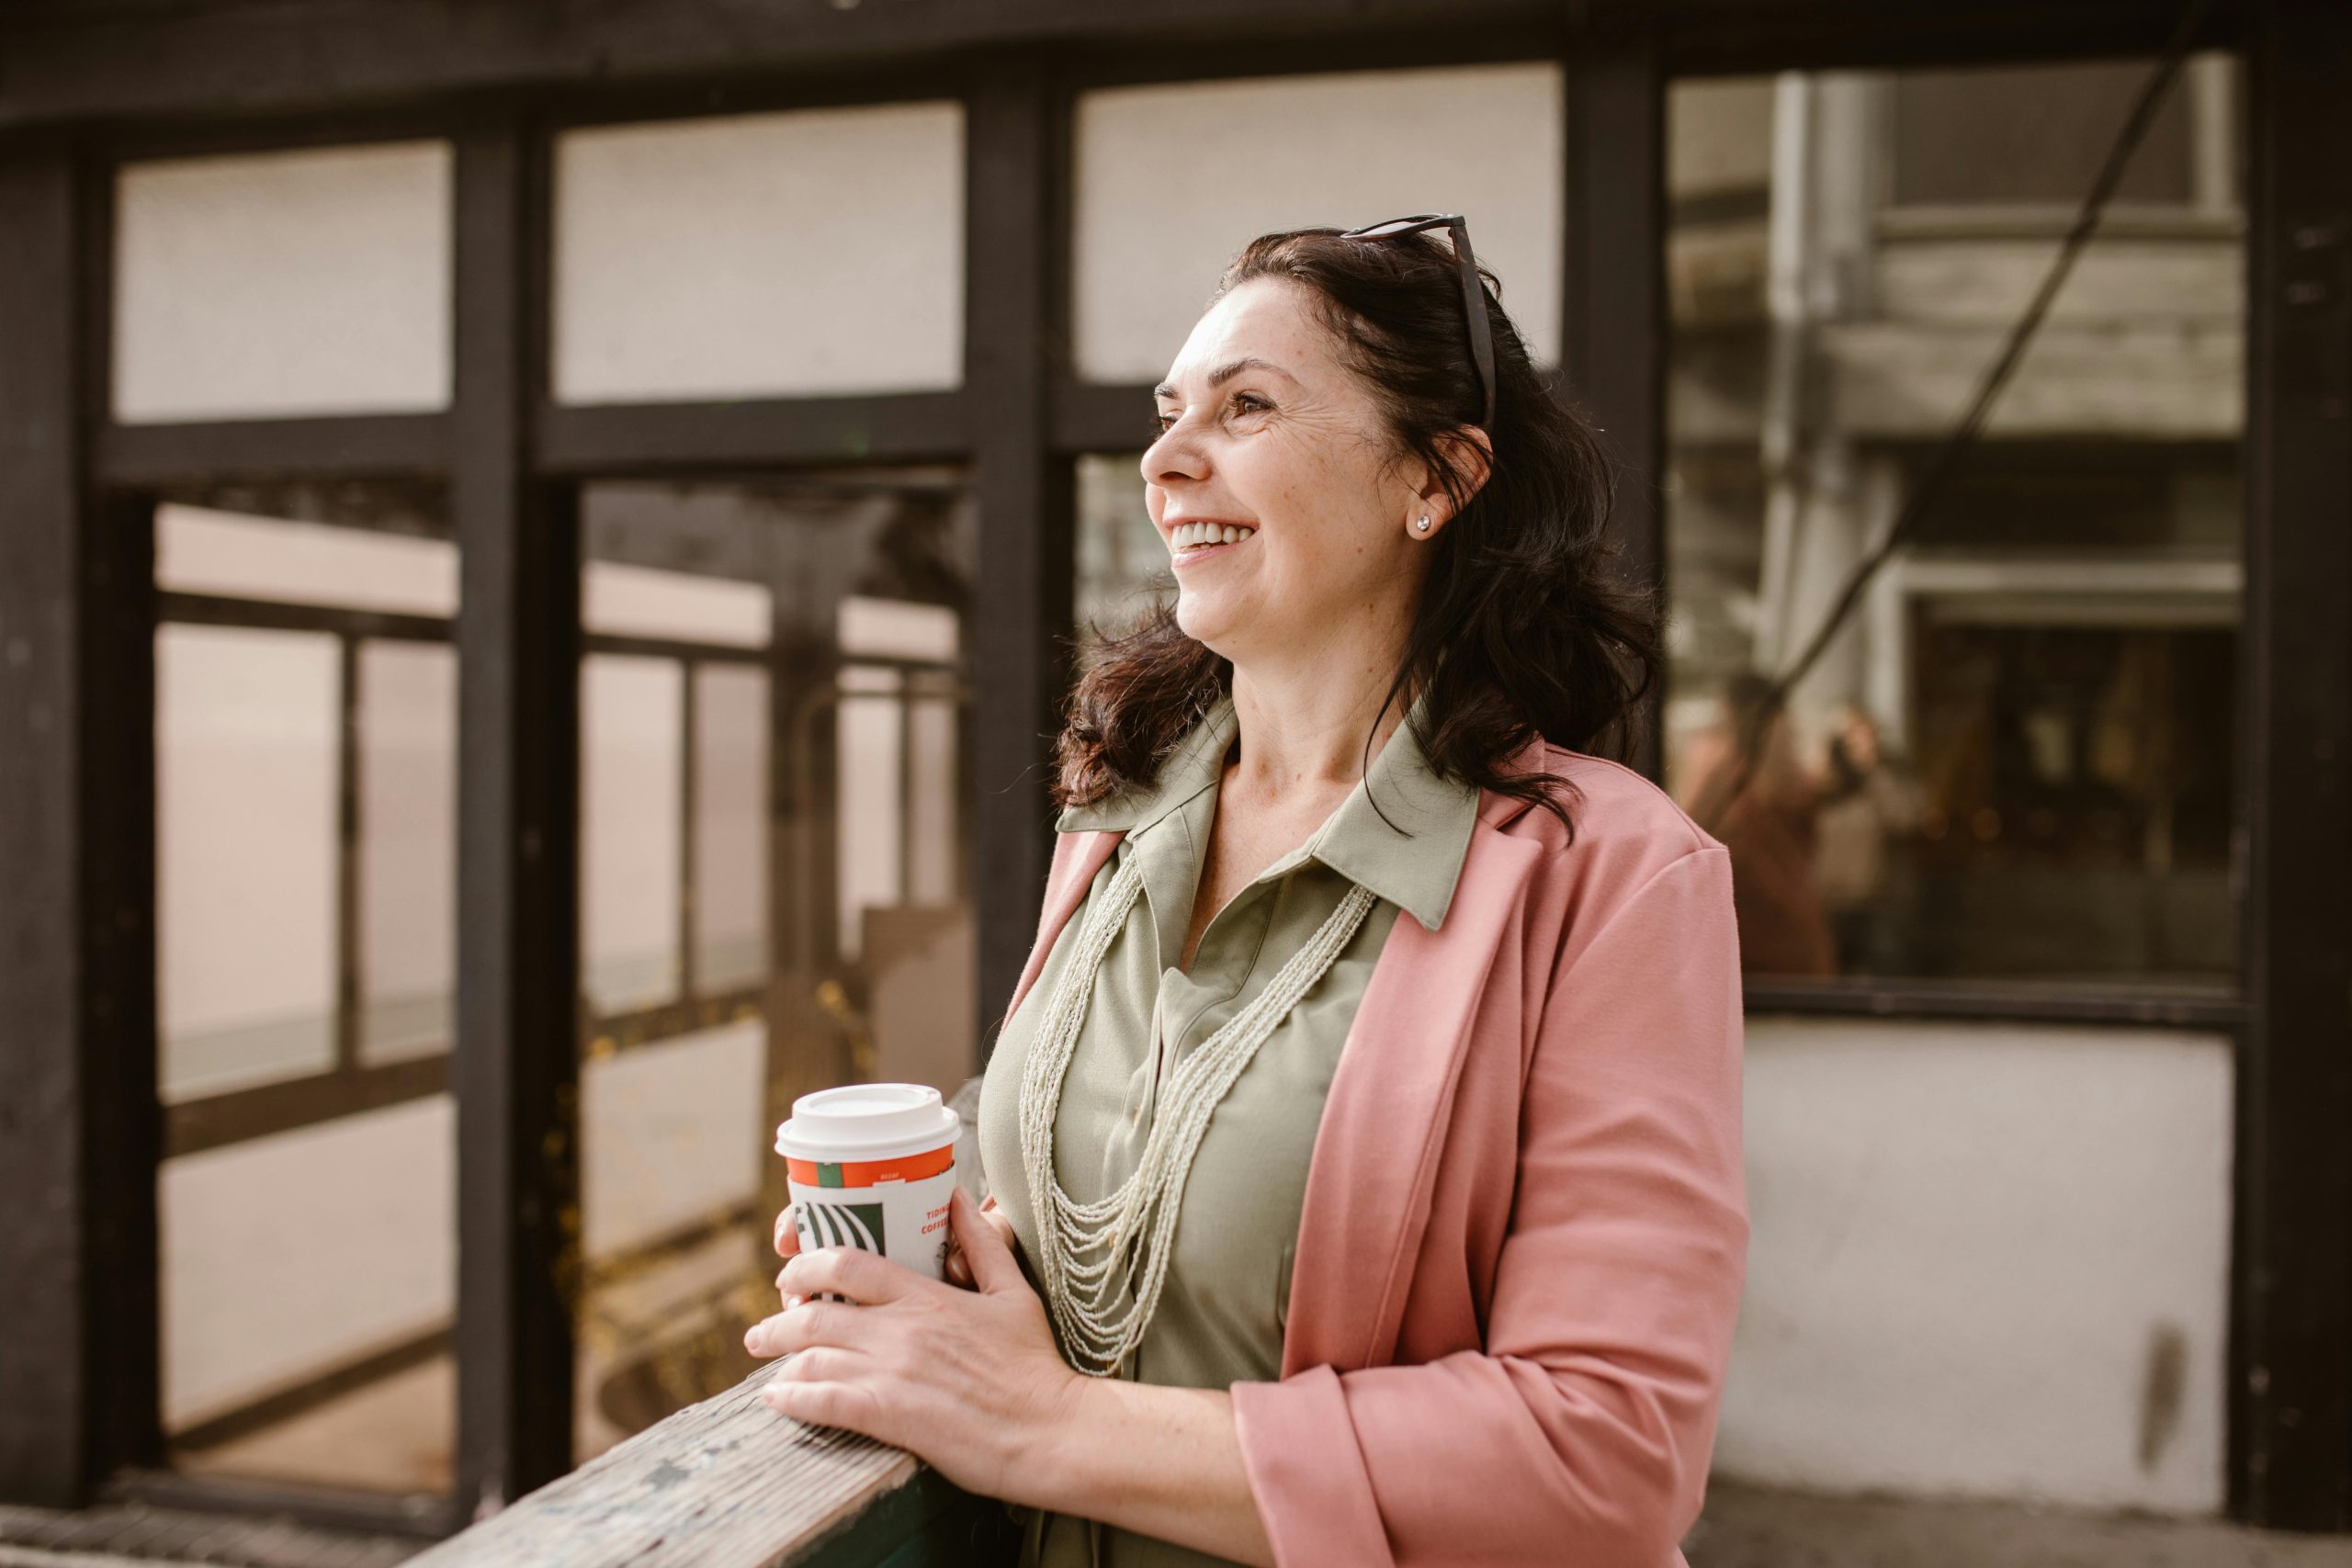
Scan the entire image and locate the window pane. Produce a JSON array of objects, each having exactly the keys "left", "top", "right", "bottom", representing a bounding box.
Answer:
[
  {"left": 1891, "top": 62, "right": 2199, "bottom": 209},
  {"left": 359, "top": 641, "right": 457, "bottom": 1065},
  {"left": 158, "top": 625, "right": 339, "bottom": 1100},
  {"left": 694, "top": 664, "right": 770, "bottom": 994},
  {"left": 1076, "top": 452, "right": 1171, "bottom": 635},
  {"left": 114, "top": 142, "right": 452, "bottom": 423},
  {"left": 1072, "top": 64, "right": 1564, "bottom": 383},
  {"left": 585, "top": 558, "right": 772, "bottom": 647},
  {"left": 153, "top": 490, "right": 458, "bottom": 1501},
  {"left": 552, "top": 104, "right": 964, "bottom": 403},
  {"left": 163, "top": 1100, "right": 456, "bottom": 1497},
  {"left": 582, "top": 654, "right": 686, "bottom": 1014},
  {"left": 159, "top": 502, "right": 458, "bottom": 617},
  {"left": 572, "top": 473, "right": 976, "bottom": 1462},
  {"left": 1664, "top": 57, "right": 2243, "bottom": 990}
]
